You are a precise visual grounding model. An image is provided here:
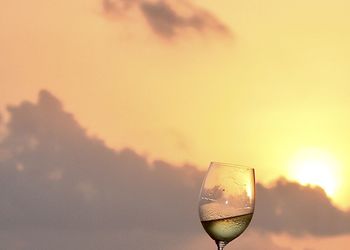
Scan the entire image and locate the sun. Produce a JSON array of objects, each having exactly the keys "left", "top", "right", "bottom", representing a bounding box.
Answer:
[{"left": 289, "top": 148, "right": 340, "bottom": 196}]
